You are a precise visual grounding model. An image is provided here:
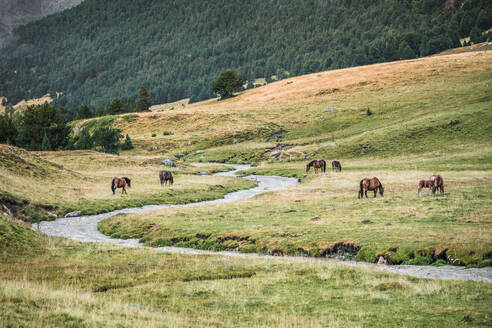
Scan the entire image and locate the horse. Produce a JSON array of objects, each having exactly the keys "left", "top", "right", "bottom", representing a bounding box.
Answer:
[
  {"left": 358, "top": 177, "right": 384, "bottom": 199},
  {"left": 306, "top": 160, "right": 326, "bottom": 173},
  {"left": 111, "top": 177, "right": 131, "bottom": 194},
  {"left": 332, "top": 160, "right": 342, "bottom": 172},
  {"left": 418, "top": 180, "right": 437, "bottom": 197},
  {"left": 430, "top": 174, "right": 444, "bottom": 194},
  {"left": 159, "top": 170, "right": 174, "bottom": 186}
]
